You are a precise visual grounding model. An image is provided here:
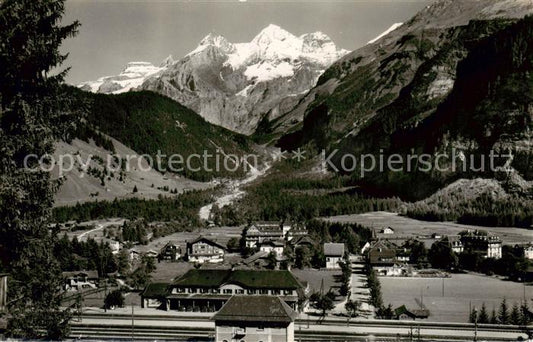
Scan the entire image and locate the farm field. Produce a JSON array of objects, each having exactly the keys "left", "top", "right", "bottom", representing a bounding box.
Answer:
[
  {"left": 380, "top": 273, "right": 533, "bottom": 323},
  {"left": 325, "top": 211, "right": 533, "bottom": 245},
  {"left": 65, "top": 220, "right": 242, "bottom": 253}
]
